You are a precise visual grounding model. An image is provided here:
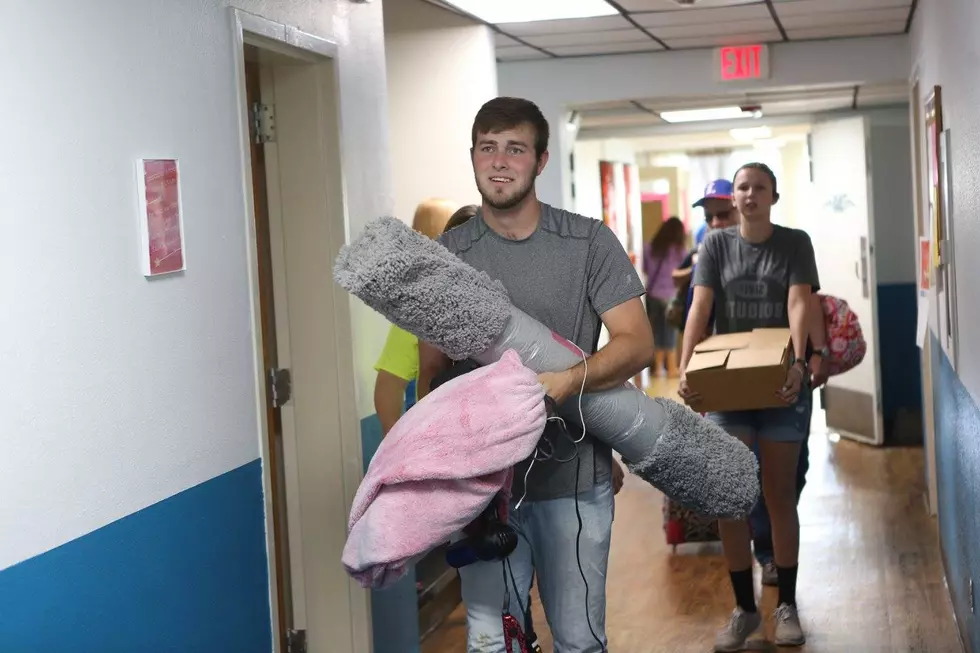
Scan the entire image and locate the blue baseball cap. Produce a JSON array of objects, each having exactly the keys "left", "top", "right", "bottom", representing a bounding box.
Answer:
[{"left": 692, "top": 179, "right": 733, "bottom": 207}]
